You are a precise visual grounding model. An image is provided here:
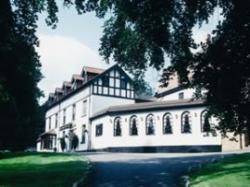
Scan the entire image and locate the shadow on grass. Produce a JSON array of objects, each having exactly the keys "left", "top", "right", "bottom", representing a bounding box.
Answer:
[
  {"left": 0, "top": 154, "right": 91, "bottom": 187},
  {"left": 0, "top": 151, "right": 76, "bottom": 159}
]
